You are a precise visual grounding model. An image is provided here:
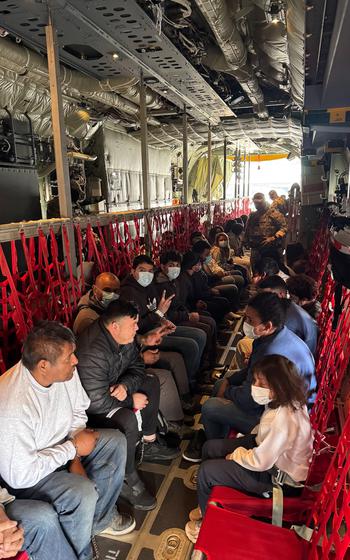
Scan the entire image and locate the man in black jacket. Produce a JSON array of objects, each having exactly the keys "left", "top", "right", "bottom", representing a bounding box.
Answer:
[
  {"left": 76, "top": 300, "right": 180, "bottom": 511},
  {"left": 121, "top": 255, "right": 206, "bottom": 388},
  {"left": 155, "top": 250, "right": 218, "bottom": 370}
]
